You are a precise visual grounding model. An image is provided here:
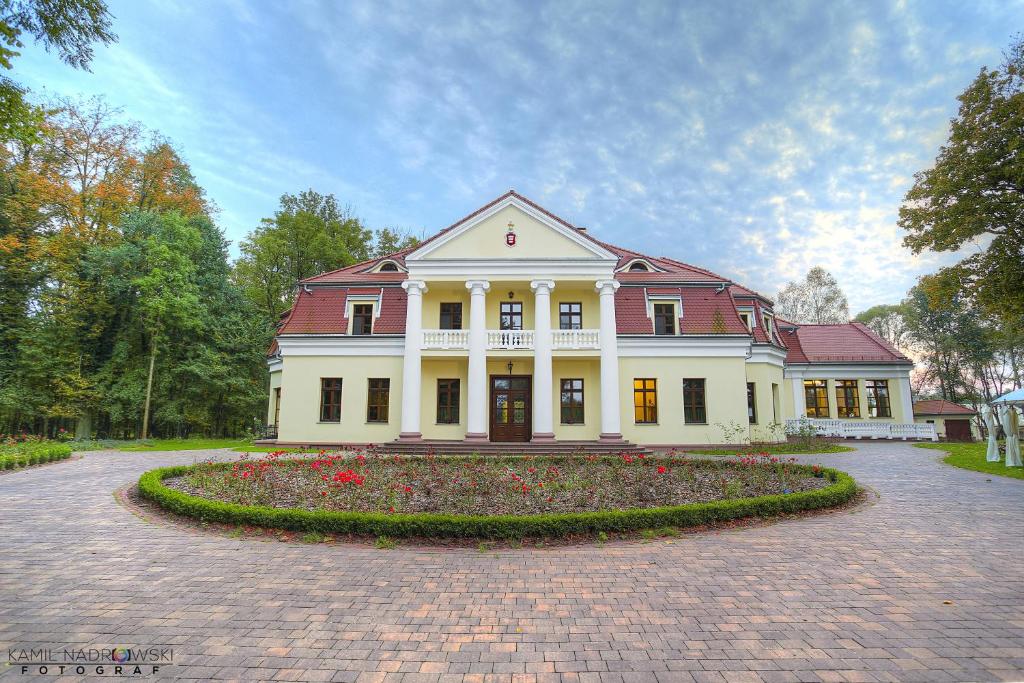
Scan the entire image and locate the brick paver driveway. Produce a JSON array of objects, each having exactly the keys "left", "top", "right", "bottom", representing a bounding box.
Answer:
[{"left": 1, "top": 443, "right": 1023, "bottom": 682}]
